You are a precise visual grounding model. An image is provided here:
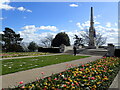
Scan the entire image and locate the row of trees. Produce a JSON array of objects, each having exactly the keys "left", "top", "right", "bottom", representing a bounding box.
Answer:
[
  {"left": 1, "top": 27, "right": 107, "bottom": 52},
  {"left": 0, "top": 27, "right": 71, "bottom": 52}
]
